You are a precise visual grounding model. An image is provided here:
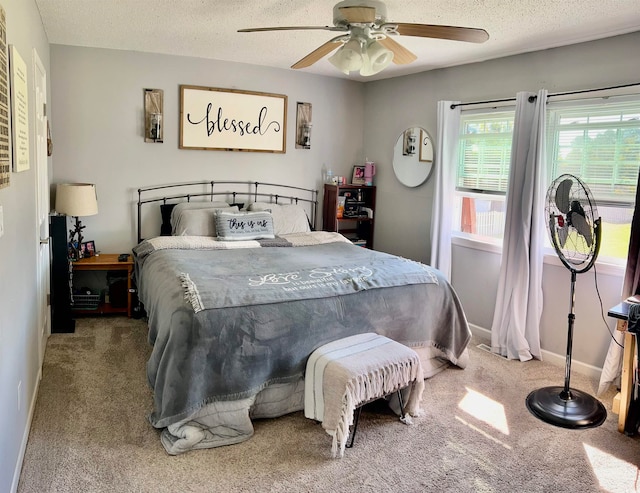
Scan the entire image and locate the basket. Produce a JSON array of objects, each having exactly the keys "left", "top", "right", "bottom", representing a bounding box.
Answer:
[{"left": 72, "top": 294, "right": 100, "bottom": 311}]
